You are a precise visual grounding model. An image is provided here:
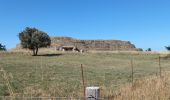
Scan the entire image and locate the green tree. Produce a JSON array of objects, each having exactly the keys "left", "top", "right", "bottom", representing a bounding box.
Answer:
[
  {"left": 19, "top": 27, "right": 51, "bottom": 56},
  {"left": 146, "top": 48, "right": 151, "bottom": 51},
  {"left": 0, "top": 43, "right": 6, "bottom": 51},
  {"left": 137, "top": 48, "right": 143, "bottom": 51},
  {"left": 165, "top": 46, "right": 170, "bottom": 51}
]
